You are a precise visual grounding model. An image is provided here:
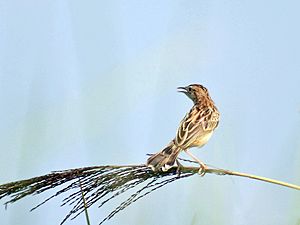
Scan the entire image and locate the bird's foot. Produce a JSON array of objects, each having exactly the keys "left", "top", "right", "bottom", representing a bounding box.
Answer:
[
  {"left": 175, "top": 160, "right": 183, "bottom": 177},
  {"left": 198, "top": 163, "right": 208, "bottom": 176}
]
